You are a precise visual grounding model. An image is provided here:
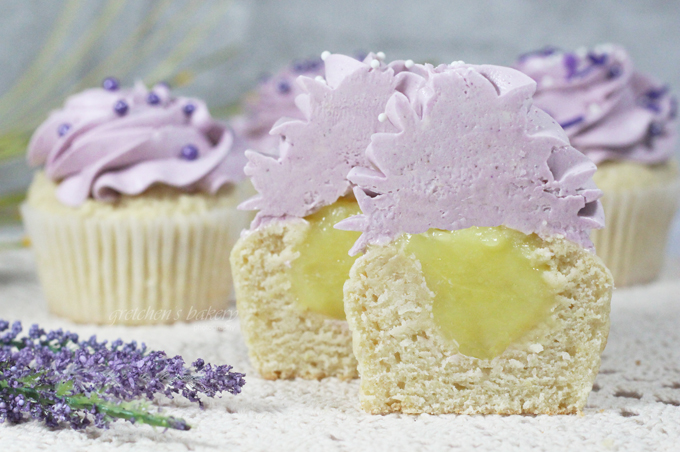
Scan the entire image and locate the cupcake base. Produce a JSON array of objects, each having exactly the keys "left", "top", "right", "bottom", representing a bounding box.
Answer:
[
  {"left": 591, "top": 161, "right": 680, "bottom": 286},
  {"left": 22, "top": 172, "right": 252, "bottom": 325}
]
